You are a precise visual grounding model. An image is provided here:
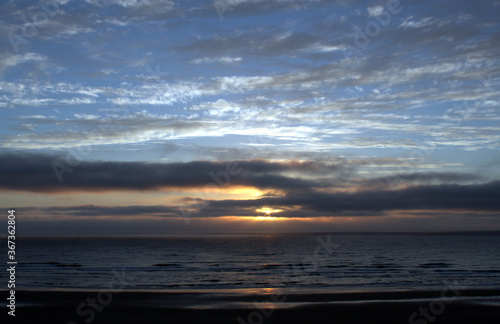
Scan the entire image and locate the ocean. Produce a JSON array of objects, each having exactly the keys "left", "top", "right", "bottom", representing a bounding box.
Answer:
[{"left": 6, "top": 233, "right": 500, "bottom": 291}]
